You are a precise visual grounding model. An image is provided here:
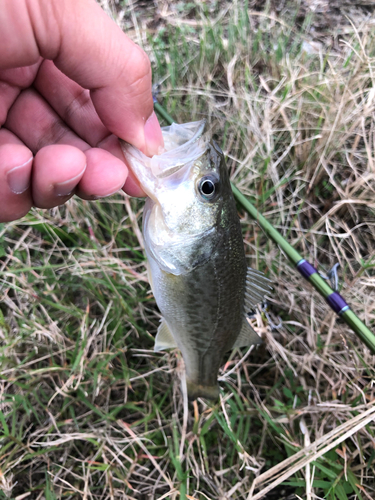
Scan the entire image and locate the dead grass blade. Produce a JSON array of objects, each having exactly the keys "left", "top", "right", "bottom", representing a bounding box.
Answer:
[{"left": 247, "top": 403, "right": 375, "bottom": 499}]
